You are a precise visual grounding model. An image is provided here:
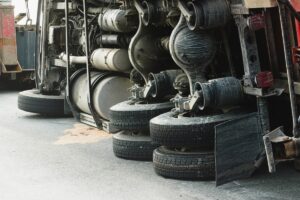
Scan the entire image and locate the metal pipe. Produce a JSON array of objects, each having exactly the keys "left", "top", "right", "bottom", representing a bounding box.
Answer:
[
  {"left": 34, "top": 0, "right": 42, "bottom": 88},
  {"left": 40, "top": 0, "right": 49, "bottom": 90},
  {"left": 59, "top": 53, "right": 86, "bottom": 64},
  {"left": 278, "top": 3, "right": 300, "bottom": 137}
]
